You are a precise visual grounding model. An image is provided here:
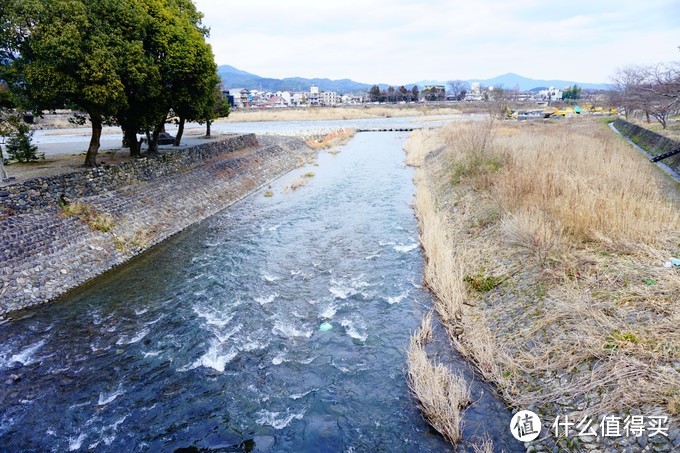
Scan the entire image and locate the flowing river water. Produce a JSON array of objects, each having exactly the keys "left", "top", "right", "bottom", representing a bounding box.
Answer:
[{"left": 0, "top": 131, "right": 521, "bottom": 451}]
